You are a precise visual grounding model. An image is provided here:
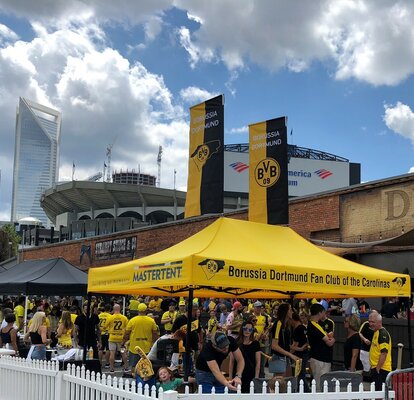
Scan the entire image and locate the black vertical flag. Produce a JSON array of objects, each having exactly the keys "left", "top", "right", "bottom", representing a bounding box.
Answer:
[
  {"left": 249, "top": 116, "right": 288, "bottom": 225},
  {"left": 185, "top": 95, "right": 224, "bottom": 217}
]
